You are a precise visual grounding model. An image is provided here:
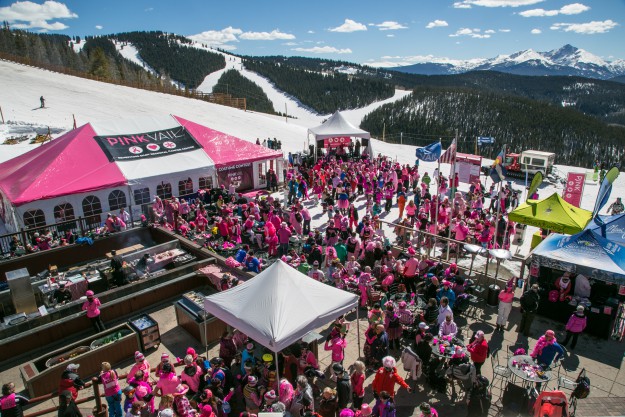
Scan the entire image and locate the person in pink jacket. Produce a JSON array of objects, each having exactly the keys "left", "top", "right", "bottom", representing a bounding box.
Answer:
[
  {"left": 324, "top": 334, "right": 347, "bottom": 365},
  {"left": 82, "top": 290, "right": 105, "bottom": 333},
  {"left": 127, "top": 351, "right": 150, "bottom": 382},
  {"left": 496, "top": 285, "right": 515, "bottom": 331},
  {"left": 562, "top": 305, "right": 587, "bottom": 349}
]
